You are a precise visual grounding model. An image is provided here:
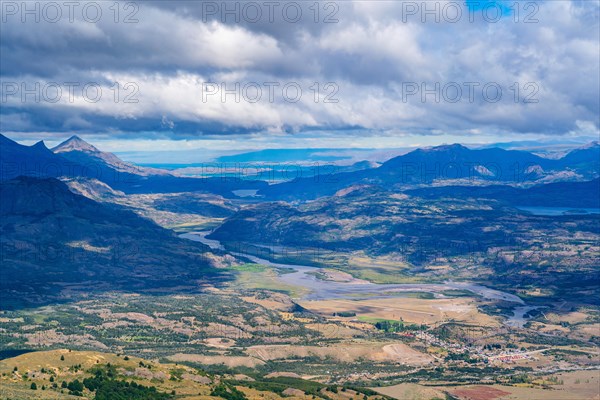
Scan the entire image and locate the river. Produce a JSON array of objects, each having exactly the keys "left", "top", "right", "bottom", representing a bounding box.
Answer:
[{"left": 181, "top": 231, "right": 532, "bottom": 326}]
